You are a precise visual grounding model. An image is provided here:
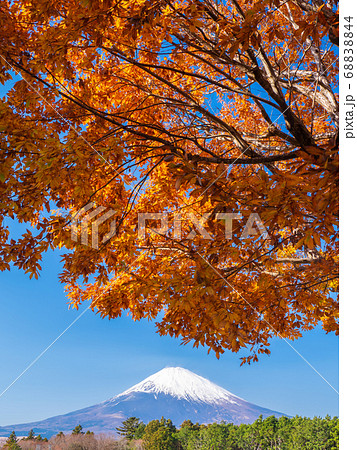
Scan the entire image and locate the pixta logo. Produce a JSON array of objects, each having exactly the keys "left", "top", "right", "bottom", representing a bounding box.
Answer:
[
  {"left": 71, "top": 202, "right": 116, "bottom": 249},
  {"left": 137, "top": 212, "right": 269, "bottom": 240}
]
